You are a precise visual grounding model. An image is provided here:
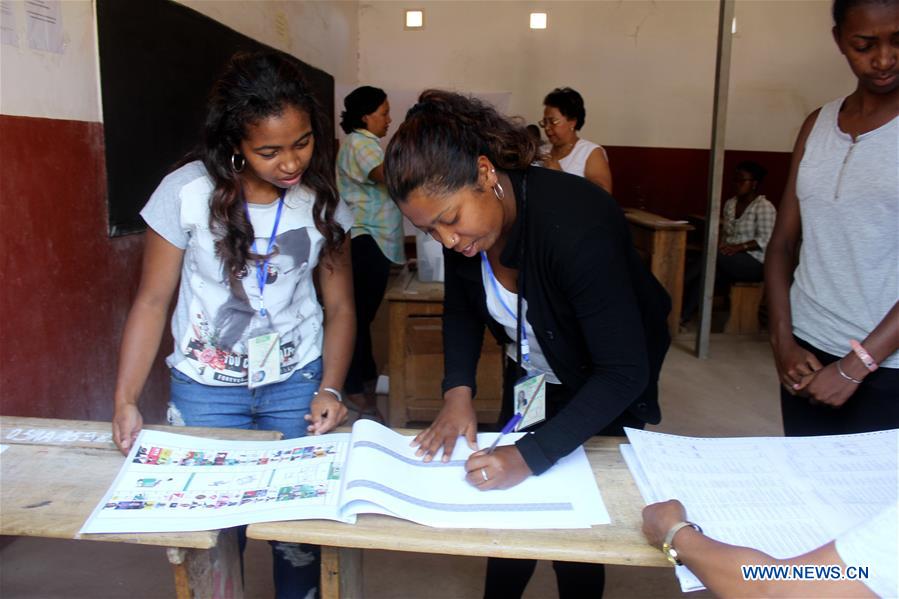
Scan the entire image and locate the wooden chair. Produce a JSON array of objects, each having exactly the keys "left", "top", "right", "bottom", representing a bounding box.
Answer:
[{"left": 725, "top": 282, "right": 764, "bottom": 334}]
